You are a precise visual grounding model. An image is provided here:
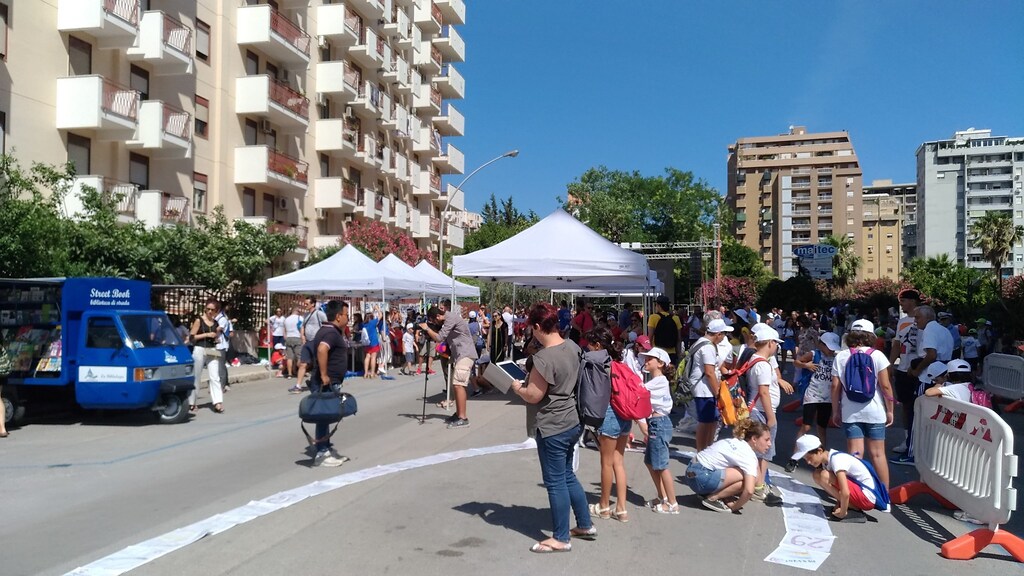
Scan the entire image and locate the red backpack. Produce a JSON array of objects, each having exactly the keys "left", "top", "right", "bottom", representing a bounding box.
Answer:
[{"left": 609, "top": 361, "right": 652, "bottom": 420}]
